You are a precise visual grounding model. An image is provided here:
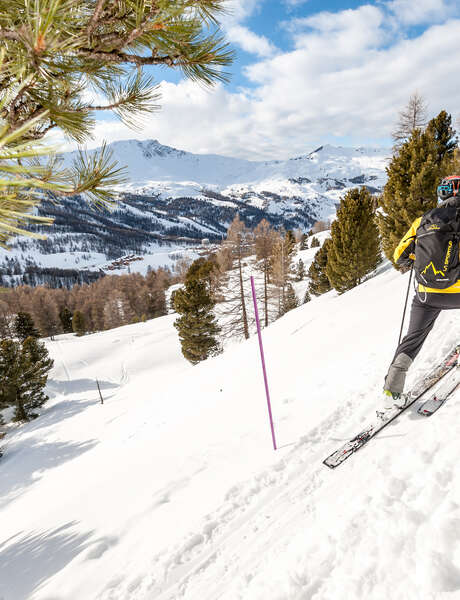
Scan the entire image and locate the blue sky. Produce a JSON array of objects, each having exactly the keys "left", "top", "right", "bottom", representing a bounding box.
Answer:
[
  {"left": 83, "top": 0, "right": 460, "bottom": 160},
  {"left": 228, "top": 0, "right": 379, "bottom": 90}
]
